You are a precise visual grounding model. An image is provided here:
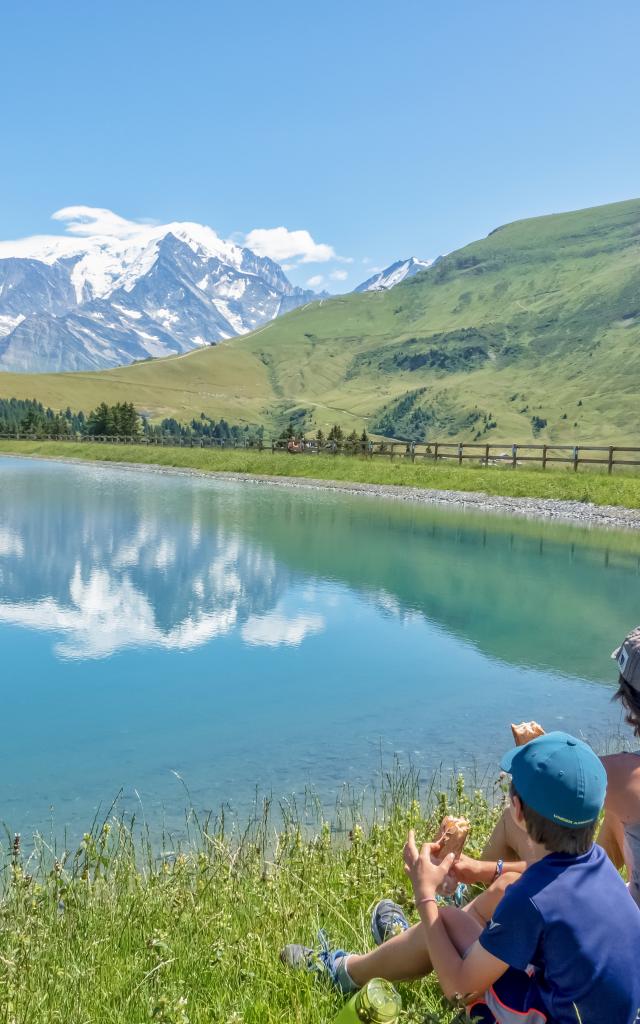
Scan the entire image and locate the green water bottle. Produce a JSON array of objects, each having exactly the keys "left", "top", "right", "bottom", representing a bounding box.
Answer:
[{"left": 334, "top": 979, "right": 402, "bottom": 1024}]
